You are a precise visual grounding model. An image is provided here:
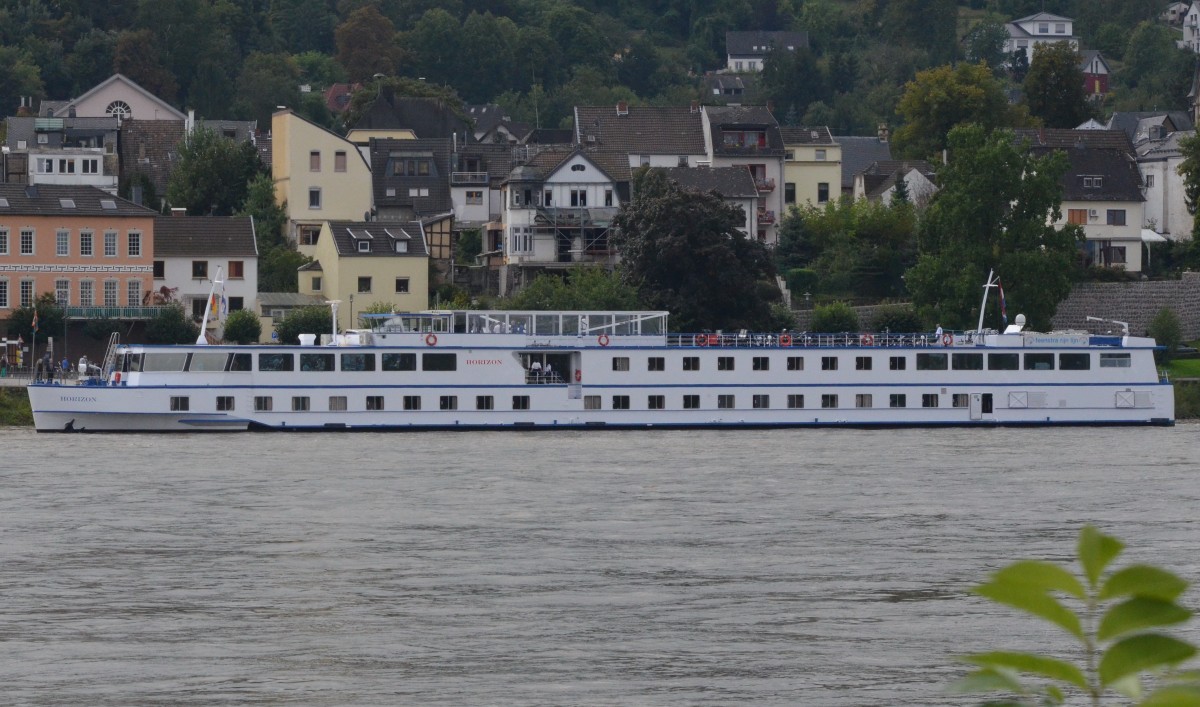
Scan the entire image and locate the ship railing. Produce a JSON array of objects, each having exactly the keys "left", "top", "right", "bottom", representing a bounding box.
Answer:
[
  {"left": 525, "top": 371, "right": 564, "bottom": 385},
  {"left": 667, "top": 332, "right": 964, "bottom": 348}
]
